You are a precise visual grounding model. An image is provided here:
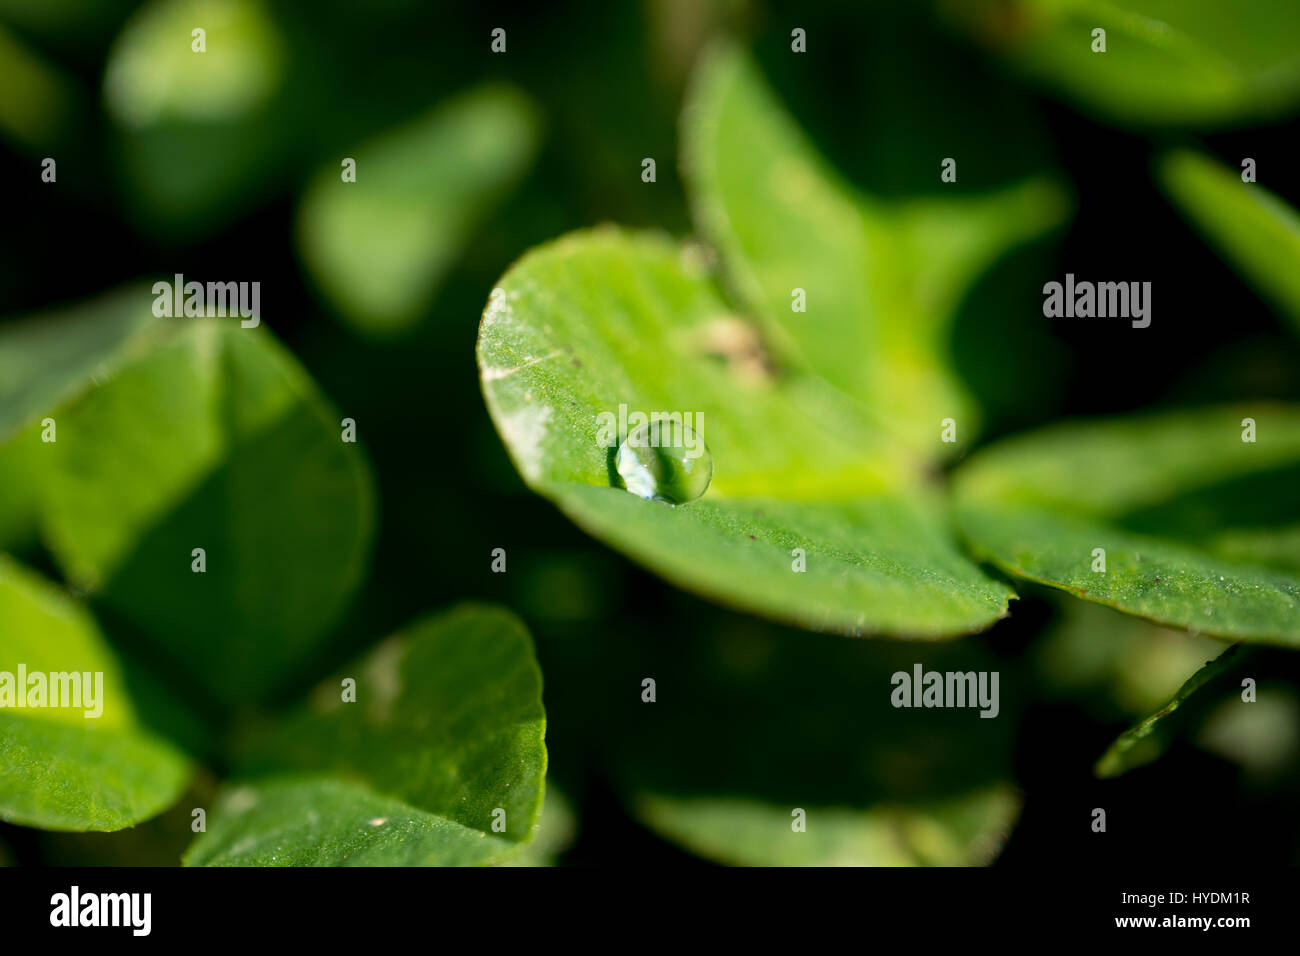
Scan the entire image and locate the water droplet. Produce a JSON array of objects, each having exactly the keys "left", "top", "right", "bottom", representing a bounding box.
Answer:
[{"left": 615, "top": 418, "right": 712, "bottom": 504}]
